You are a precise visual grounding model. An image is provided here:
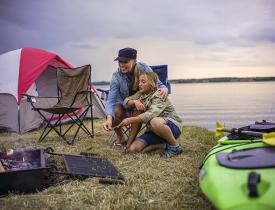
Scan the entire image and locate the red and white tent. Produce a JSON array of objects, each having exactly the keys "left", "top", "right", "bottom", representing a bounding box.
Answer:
[{"left": 0, "top": 48, "right": 105, "bottom": 133}]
